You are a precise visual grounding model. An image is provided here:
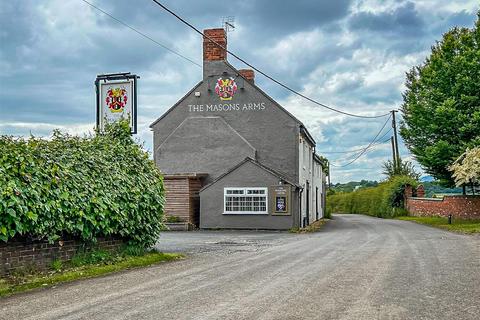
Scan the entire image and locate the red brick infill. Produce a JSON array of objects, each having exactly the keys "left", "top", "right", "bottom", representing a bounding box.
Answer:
[{"left": 0, "top": 237, "right": 124, "bottom": 275}]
